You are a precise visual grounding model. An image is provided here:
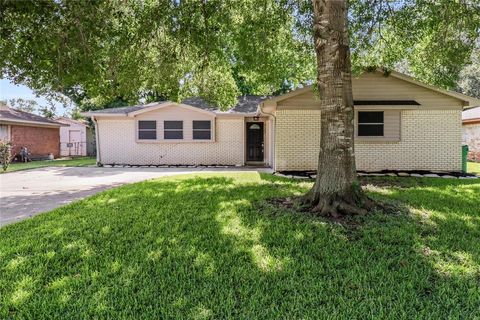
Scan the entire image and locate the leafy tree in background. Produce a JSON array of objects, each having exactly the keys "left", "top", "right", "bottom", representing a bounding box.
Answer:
[
  {"left": 457, "top": 44, "right": 480, "bottom": 99},
  {"left": 0, "top": 0, "right": 314, "bottom": 109},
  {"left": 1, "top": 0, "right": 478, "bottom": 215},
  {"left": 38, "top": 101, "right": 57, "bottom": 119},
  {"left": 5, "top": 98, "right": 59, "bottom": 118},
  {"left": 7, "top": 98, "right": 38, "bottom": 113}
]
